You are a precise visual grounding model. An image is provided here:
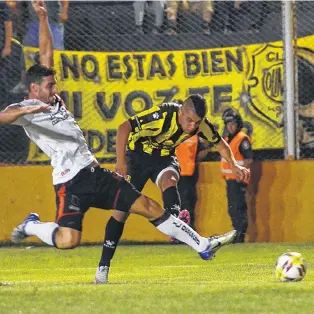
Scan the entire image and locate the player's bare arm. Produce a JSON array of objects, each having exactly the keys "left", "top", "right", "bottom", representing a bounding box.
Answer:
[
  {"left": 216, "top": 138, "right": 250, "bottom": 182},
  {"left": 198, "top": 117, "right": 250, "bottom": 181},
  {"left": 115, "top": 120, "right": 132, "bottom": 176},
  {"left": 32, "top": 0, "right": 54, "bottom": 68},
  {"left": 0, "top": 104, "right": 50, "bottom": 124}
]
